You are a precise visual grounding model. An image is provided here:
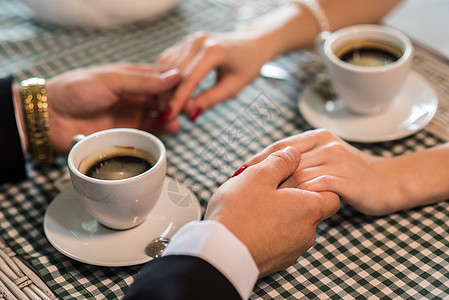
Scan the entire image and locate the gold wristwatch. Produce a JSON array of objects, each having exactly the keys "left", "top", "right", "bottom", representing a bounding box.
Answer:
[{"left": 21, "top": 77, "right": 54, "bottom": 165}]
